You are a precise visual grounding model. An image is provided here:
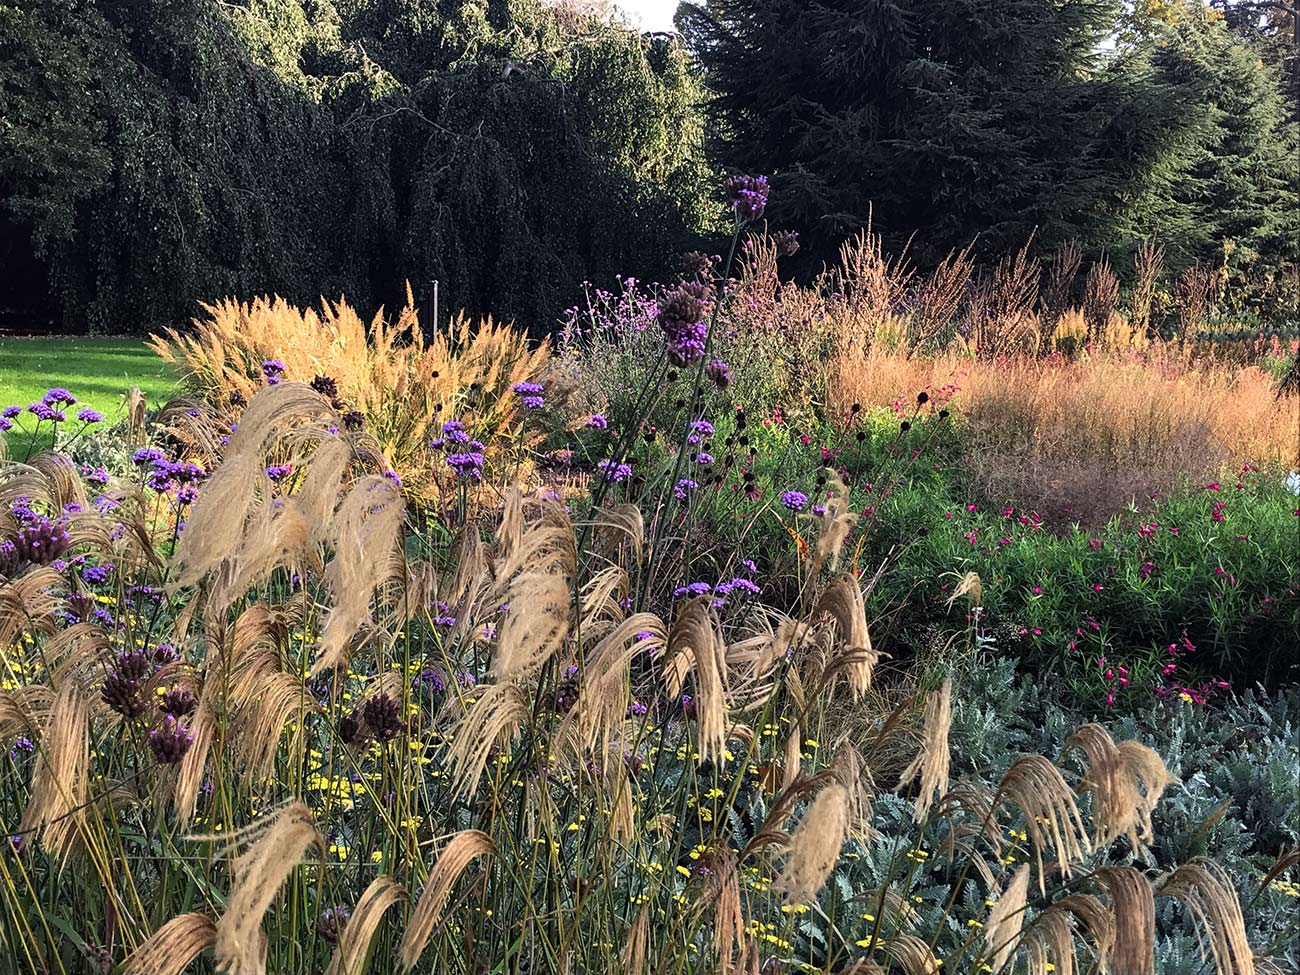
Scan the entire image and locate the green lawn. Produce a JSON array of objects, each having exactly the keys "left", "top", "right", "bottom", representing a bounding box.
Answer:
[{"left": 0, "top": 336, "right": 177, "bottom": 423}]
